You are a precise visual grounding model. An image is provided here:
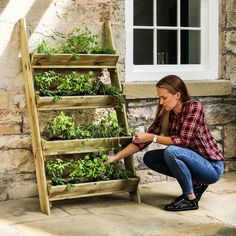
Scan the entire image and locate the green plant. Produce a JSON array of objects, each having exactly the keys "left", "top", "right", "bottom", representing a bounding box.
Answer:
[
  {"left": 36, "top": 28, "right": 116, "bottom": 55},
  {"left": 43, "top": 112, "right": 91, "bottom": 140},
  {"left": 34, "top": 70, "right": 124, "bottom": 104},
  {"left": 43, "top": 111, "right": 125, "bottom": 140},
  {"left": 46, "top": 152, "right": 136, "bottom": 189},
  {"left": 36, "top": 40, "right": 55, "bottom": 56},
  {"left": 56, "top": 27, "right": 98, "bottom": 54},
  {"left": 46, "top": 158, "right": 72, "bottom": 186}
]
